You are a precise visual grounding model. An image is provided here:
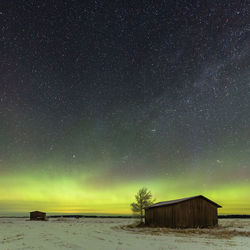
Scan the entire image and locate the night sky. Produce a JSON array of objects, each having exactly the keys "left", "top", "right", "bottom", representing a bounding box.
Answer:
[{"left": 0, "top": 1, "right": 249, "bottom": 215}]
